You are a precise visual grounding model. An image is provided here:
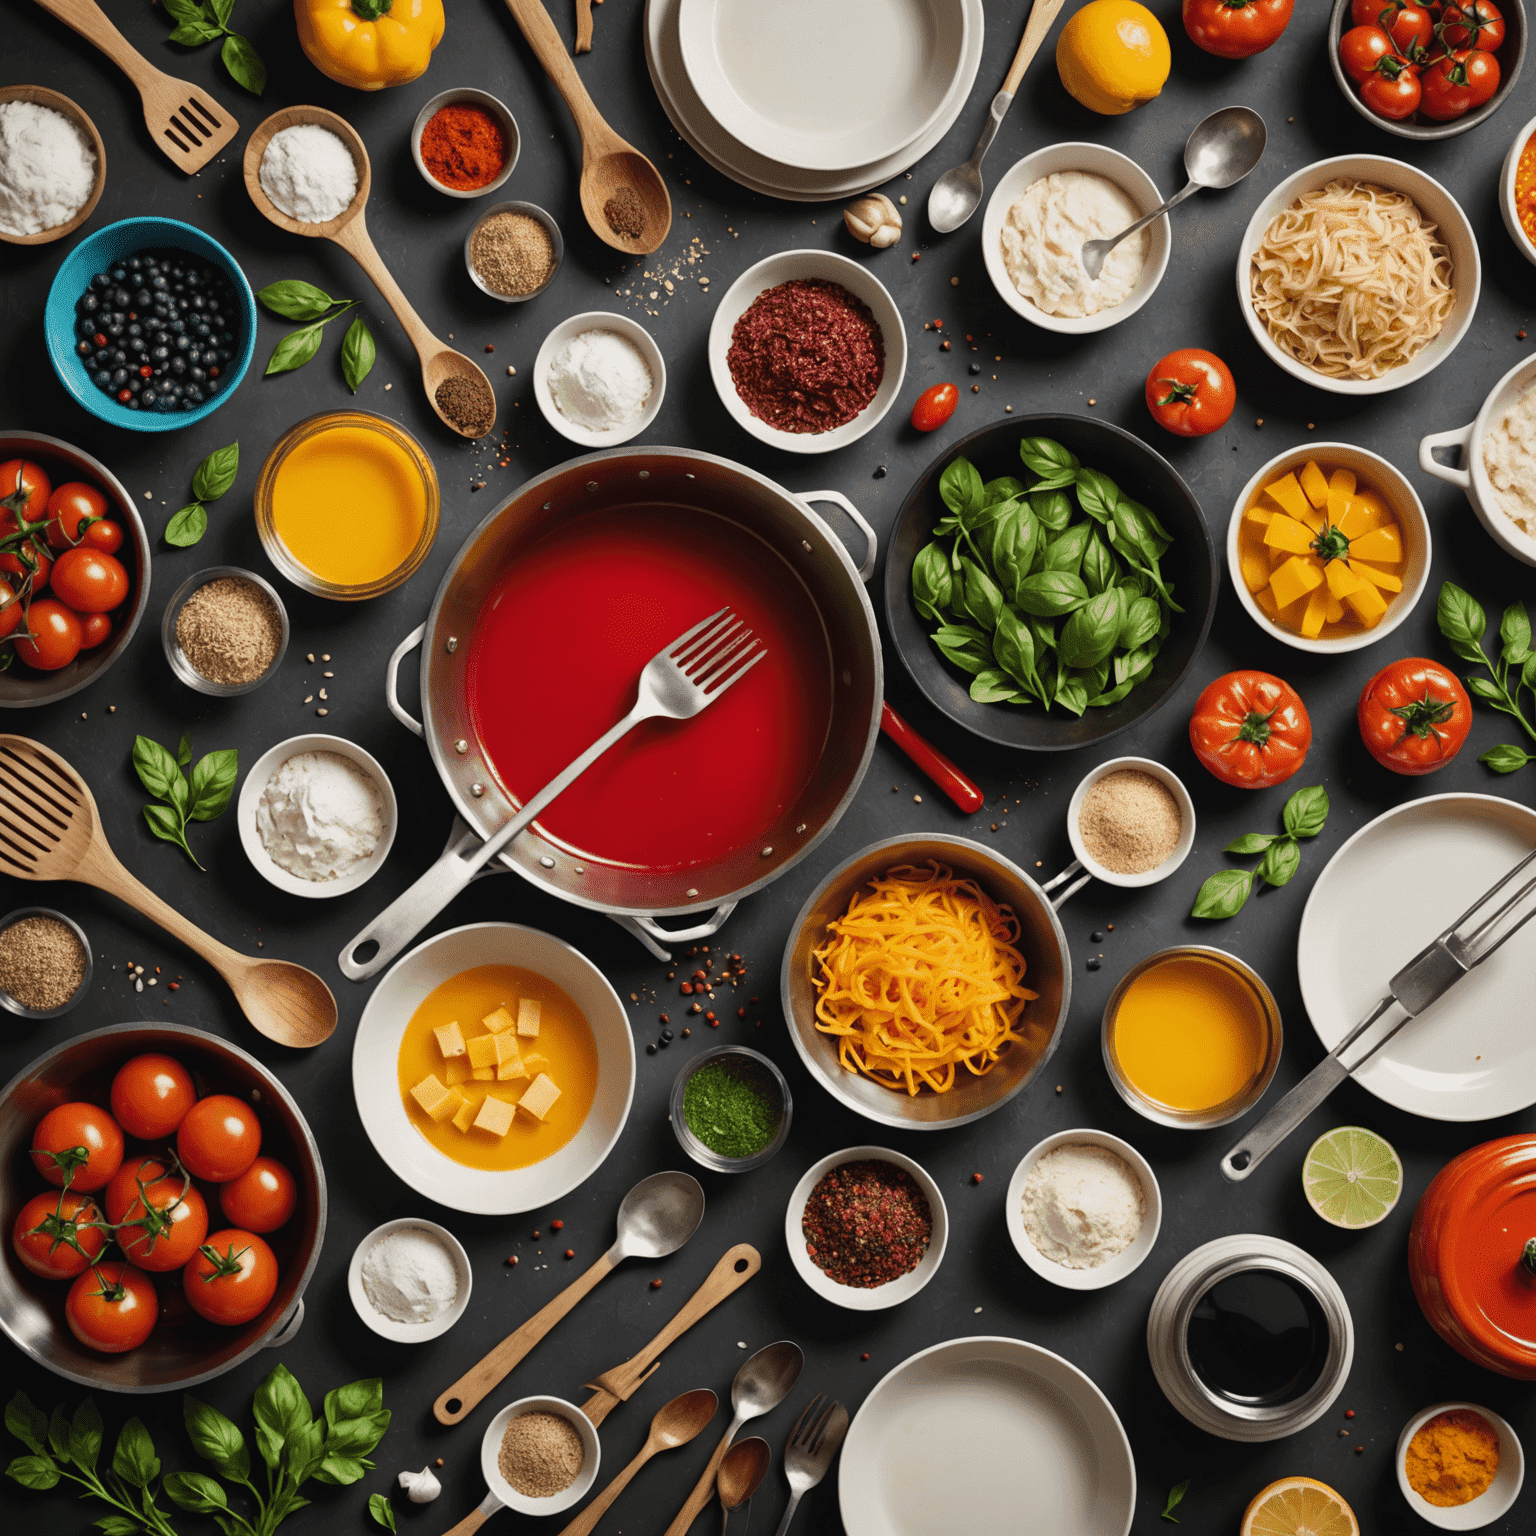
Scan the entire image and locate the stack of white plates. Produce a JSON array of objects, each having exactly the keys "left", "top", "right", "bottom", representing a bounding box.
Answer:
[{"left": 645, "top": 0, "right": 984, "bottom": 202}]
